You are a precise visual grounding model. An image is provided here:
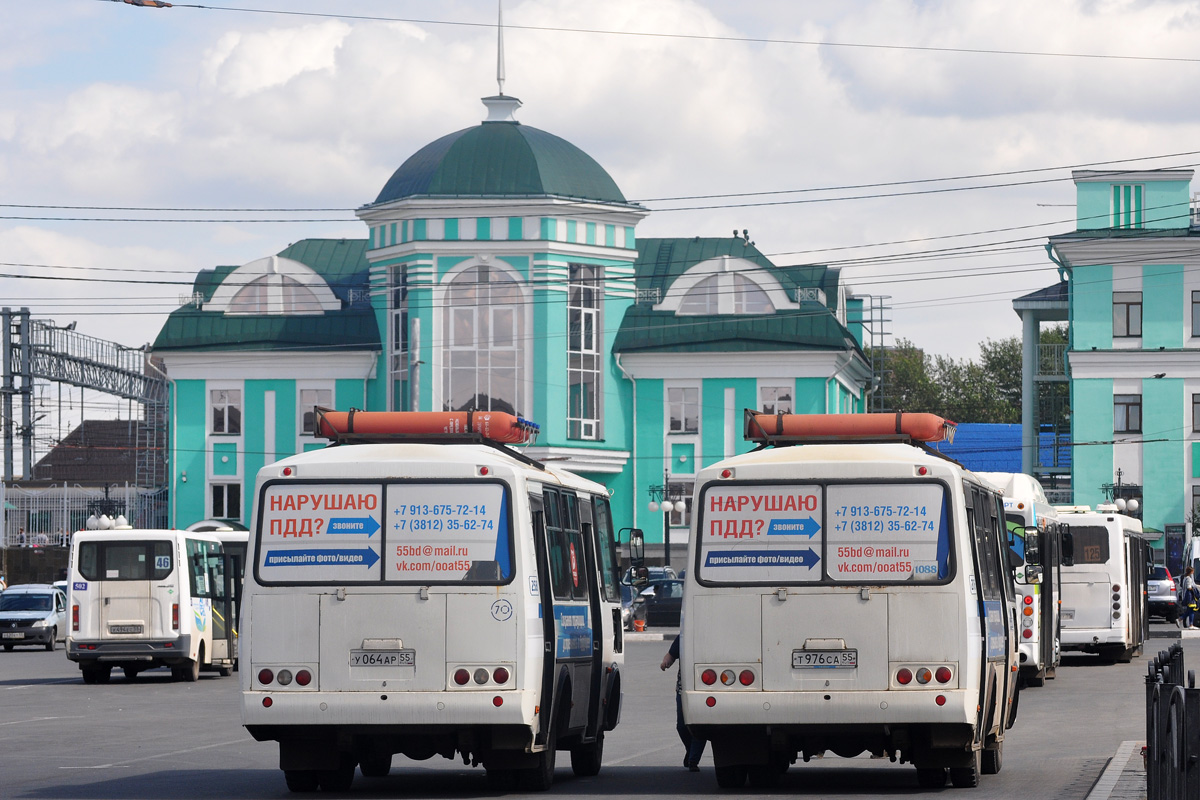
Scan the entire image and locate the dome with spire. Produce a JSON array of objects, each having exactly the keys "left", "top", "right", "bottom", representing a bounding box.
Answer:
[{"left": 372, "top": 95, "right": 630, "bottom": 206}]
